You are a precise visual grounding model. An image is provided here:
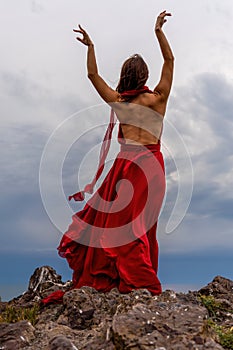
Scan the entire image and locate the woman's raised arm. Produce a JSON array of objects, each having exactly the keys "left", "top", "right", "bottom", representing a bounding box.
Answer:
[
  {"left": 73, "top": 25, "right": 118, "bottom": 103},
  {"left": 153, "top": 11, "right": 174, "bottom": 103}
]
